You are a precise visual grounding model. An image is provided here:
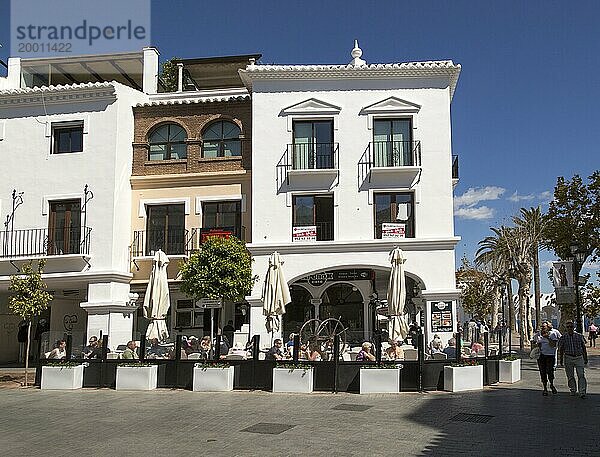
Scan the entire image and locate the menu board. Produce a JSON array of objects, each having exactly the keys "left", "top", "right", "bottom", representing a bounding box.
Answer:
[{"left": 430, "top": 301, "right": 453, "bottom": 333}]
